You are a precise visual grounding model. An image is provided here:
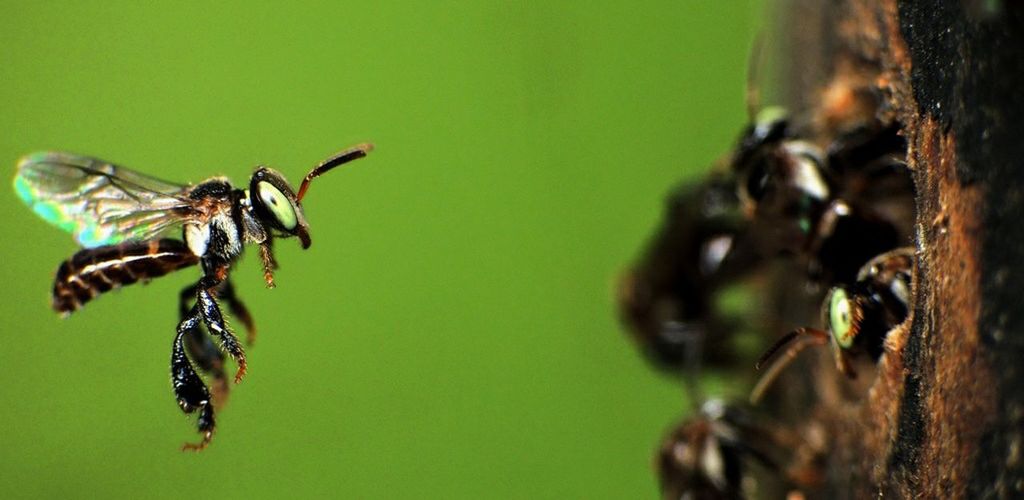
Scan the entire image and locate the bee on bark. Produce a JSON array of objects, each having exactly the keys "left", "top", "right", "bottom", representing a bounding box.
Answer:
[
  {"left": 730, "top": 109, "right": 911, "bottom": 286},
  {"left": 617, "top": 169, "right": 762, "bottom": 375},
  {"left": 750, "top": 247, "right": 914, "bottom": 403},
  {"left": 658, "top": 399, "right": 824, "bottom": 500},
  {"left": 618, "top": 105, "right": 911, "bottom": 381}
]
